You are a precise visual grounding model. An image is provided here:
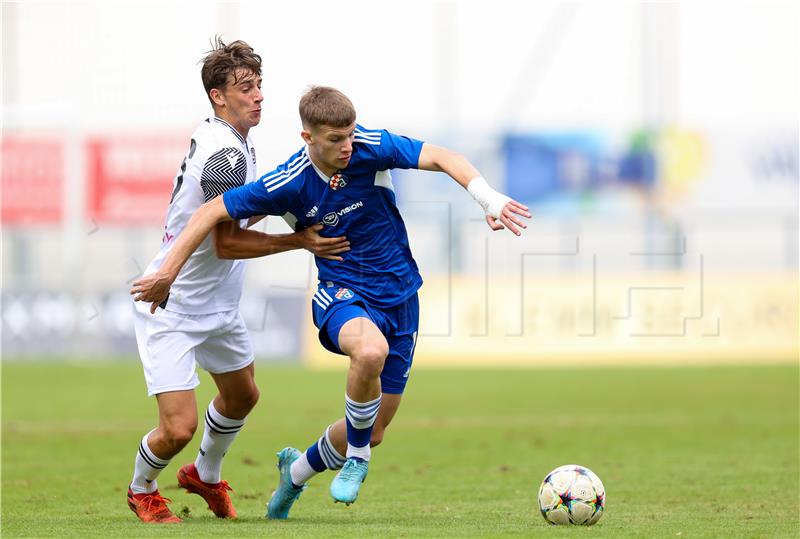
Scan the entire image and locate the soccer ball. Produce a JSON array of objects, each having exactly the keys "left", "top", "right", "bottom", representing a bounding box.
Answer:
[{"left": 537, "top": 464, "right": 605, "bottom": 525}]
